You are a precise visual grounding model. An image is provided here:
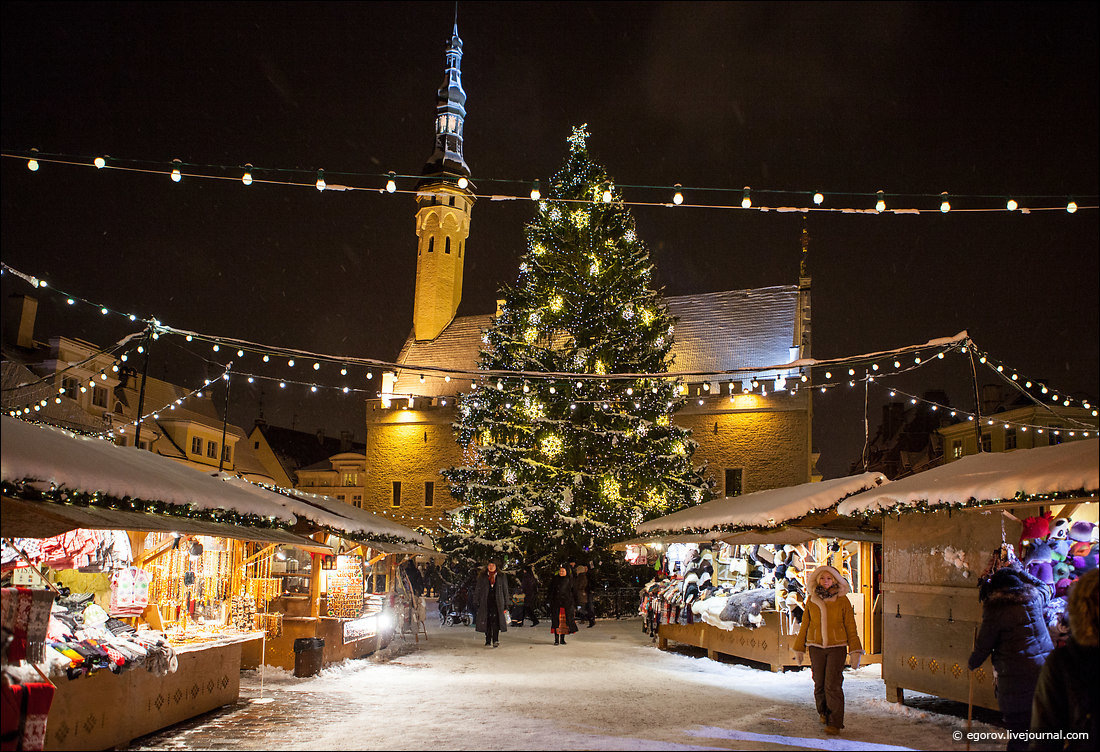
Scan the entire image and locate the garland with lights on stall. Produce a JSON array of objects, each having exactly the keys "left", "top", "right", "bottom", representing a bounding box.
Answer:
[
  {"left": 439, "top": 125, "right": 714, "bottom": 570},
  {"left": 1, "top": 479, "right": 287, "bottom": 529},
  {"left": 842, "top": 489, "right": 1099, "bottom": 523}
]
